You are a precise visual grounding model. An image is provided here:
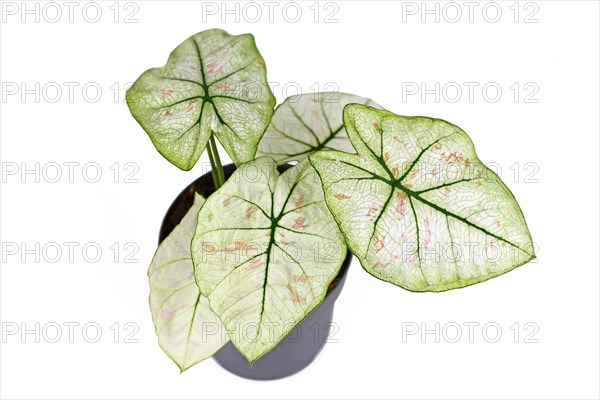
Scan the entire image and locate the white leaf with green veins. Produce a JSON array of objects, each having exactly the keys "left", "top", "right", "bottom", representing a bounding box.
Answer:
[
  {"left": 126, "top": 29, "right": 275, "bottom": 170},
  {"left": 149, "top": 193, "right": 228, "bottom": 372},
  {"left": 310, "top": 104, "right": 535, "bottom": 292},
  {"left": 256, "top": 92, "right": 381, "bottom": 163},
  {"left": 191, "top": 158, "right": 346, "bottom": 363}
]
